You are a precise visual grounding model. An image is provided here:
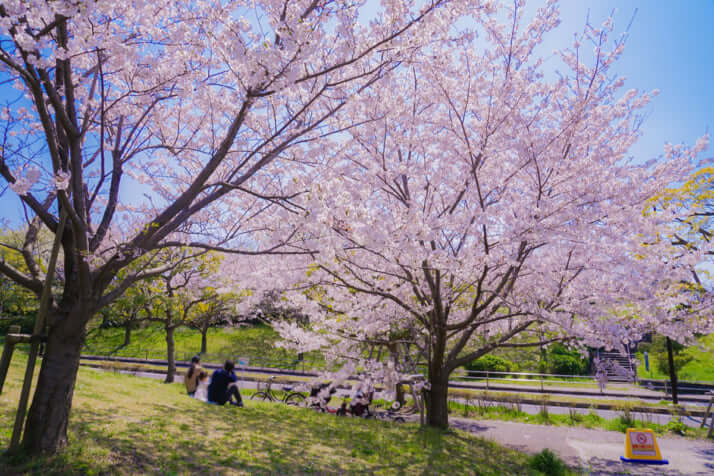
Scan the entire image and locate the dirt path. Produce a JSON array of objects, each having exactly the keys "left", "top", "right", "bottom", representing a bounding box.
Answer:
[{"left": 451, "top": 417, "right": 714, "bottom": 475}]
